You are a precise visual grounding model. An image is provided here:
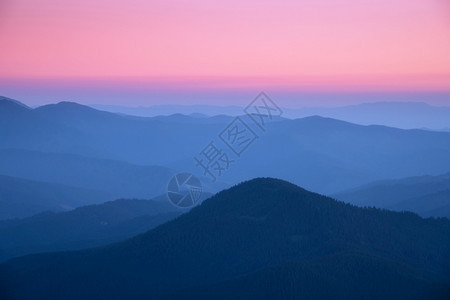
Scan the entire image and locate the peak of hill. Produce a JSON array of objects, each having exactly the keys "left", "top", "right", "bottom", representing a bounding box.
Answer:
[
  {"left": 292, "top": 115, "right": 362, "bottom": 129},
  {"left": 0, "top": 96, "right": 30, "bottom": 114},
  {"left": 286, "top": 101, "right": 450, "bottom": 130},
  {"left": 0, "top": 96, "right": 29, "bottom": 107},
  {"left": 2, "top": 178, "right": 449, "bottom": 299},
  {"left": 189, "top": 177, "right": 326, "bottom": 217},
  {"left": 34, "top": 101, "right": 115, "bottom": 117}
]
